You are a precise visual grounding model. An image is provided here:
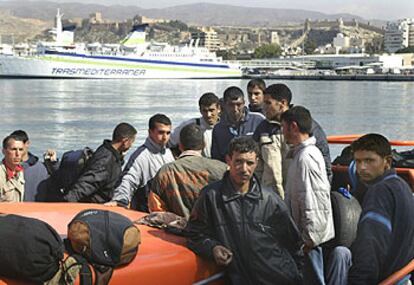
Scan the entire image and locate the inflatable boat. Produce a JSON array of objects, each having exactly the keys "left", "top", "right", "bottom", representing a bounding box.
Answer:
[{"left": 0, "top": 203, "right": 224, "bottom": 285}]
